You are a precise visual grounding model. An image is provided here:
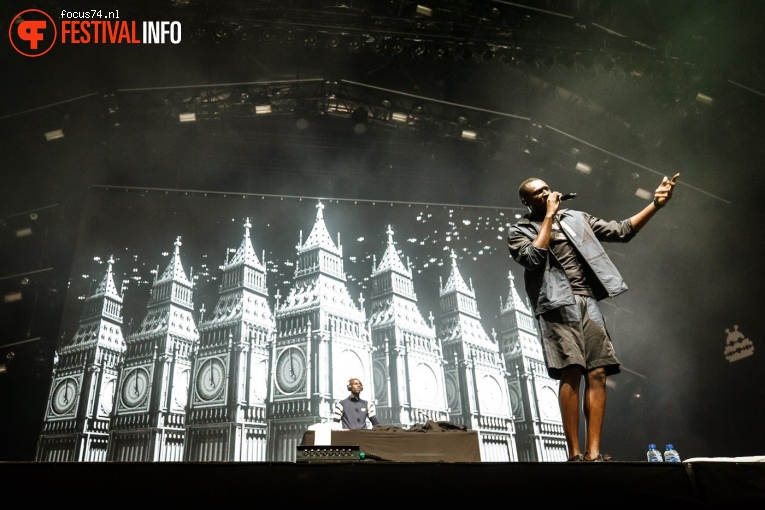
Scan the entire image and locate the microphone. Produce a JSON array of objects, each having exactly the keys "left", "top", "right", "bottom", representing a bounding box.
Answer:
[{"left": 561, "top": 193, "right": 577, "bottom": 201}]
